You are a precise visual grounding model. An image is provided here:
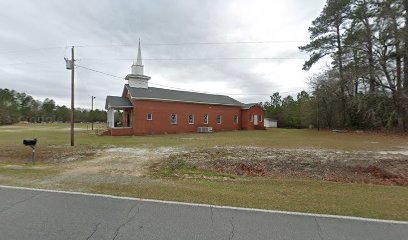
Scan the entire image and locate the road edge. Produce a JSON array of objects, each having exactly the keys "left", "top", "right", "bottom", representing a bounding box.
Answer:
[{"left": 1, "top": 184, "right": 407, "bottom": 225}]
